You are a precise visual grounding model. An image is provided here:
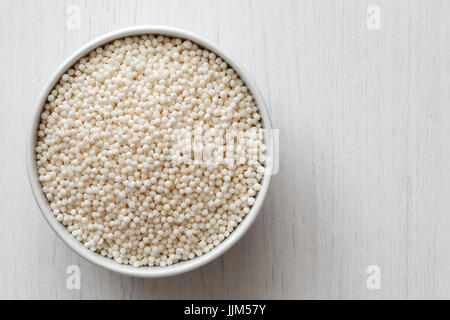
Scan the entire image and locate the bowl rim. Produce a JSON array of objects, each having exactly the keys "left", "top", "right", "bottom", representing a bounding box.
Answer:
[{"left": 26, "top": 25, "right": 273, "bottom": 278}]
